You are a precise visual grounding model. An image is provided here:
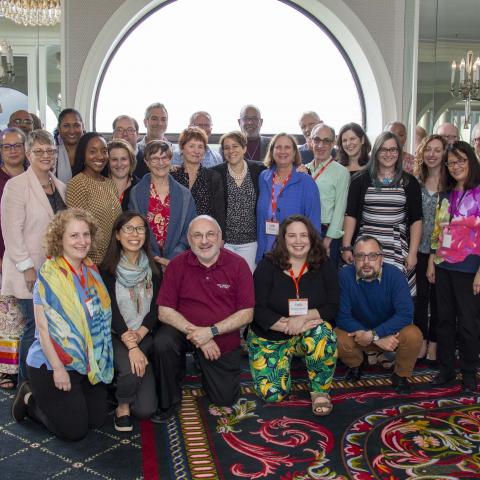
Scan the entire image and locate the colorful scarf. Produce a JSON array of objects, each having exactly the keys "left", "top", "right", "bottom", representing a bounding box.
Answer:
[{"left": 37, "top": 256, "right": 113, "bottom": 384}]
